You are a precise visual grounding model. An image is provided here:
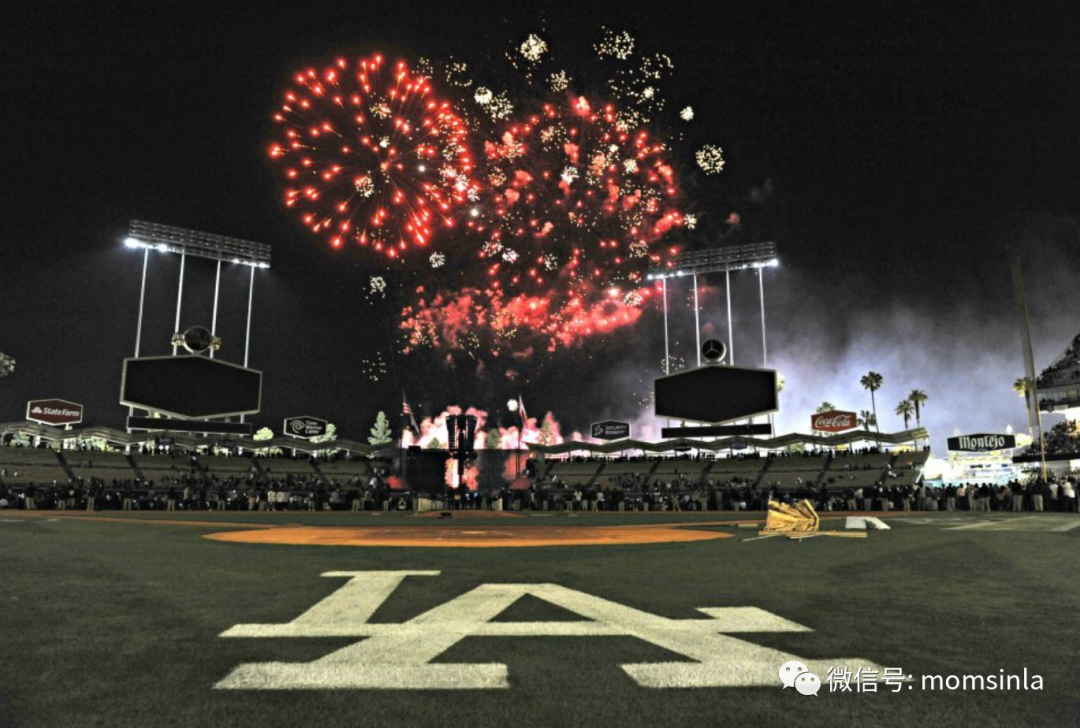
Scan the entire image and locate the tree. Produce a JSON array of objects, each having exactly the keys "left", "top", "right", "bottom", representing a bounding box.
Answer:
[
  {"left": 811, "top": 402, "right": 837, "bottom": 436},
  {"left": 484, "top": 428, "right": 501, "bottom": 449},
  {"left": 858, "top": 410, "right": 877, "bottom": 430},
  {"left": 310, "top": 423, "right": 337, "bottom": 444},
  {"left": 908, "top": 389, "right": 928, "bottom": 426},
  {"left": 426, "top": 437, "right": 444, "bottom": 450},
  {"left": 860, "top": 371, "right": 884, "bottom": 433},
  {"left": 1013, "top": 377, "right": 1032, "bottom": 398},
  {"left": 537, "top": 417, "right": 555, "bottom": 446},
  {"left": 776, "top": 373, "right": 785, "bottom": 393},
  {"left": 252, "top": 427, "right": 281, "bottom": 456},
  {"left": 310, "top": 423, "right": 339, "bottom": 457},
  {"left": 895, "top": 400, "right": 915, "bottom": 430},
  {"left": 0, "top": 352, "right": 14, "bottom": 378},
  {"left": 368, "top": 411, "right": 393, "bottom": 446},
  {"left": 77, "top": 435, "right": 108, "bottom": 450}
]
